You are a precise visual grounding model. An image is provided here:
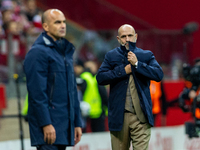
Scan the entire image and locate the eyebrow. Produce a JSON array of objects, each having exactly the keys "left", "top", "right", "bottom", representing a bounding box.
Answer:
[
  {"left": 54, "top": 20, "right": 66, "bottom": 23},
  {"left": 120, "top": 34, "right": 133, "bottom": 38}
]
